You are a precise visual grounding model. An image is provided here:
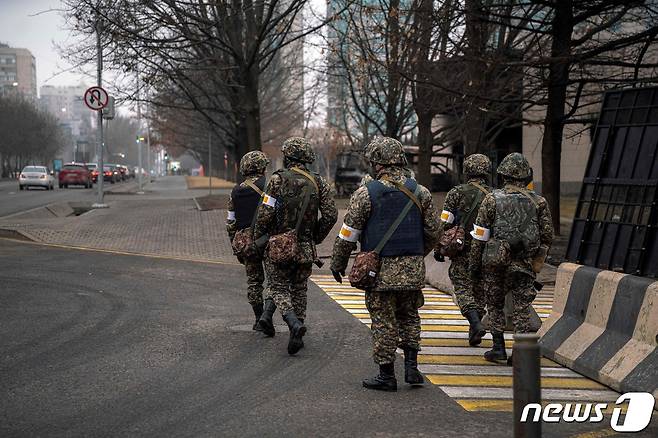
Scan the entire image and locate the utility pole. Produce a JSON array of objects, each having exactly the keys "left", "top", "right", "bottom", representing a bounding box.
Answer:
[
  {"left": 208, "top": 123, "right": 212, "bottom": 196},
  {"left": 92, "top": 16, "right": 107, "bottom": 208},
  {"left": 136, "top": 69, "right": 144, "bottom": 194}
]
